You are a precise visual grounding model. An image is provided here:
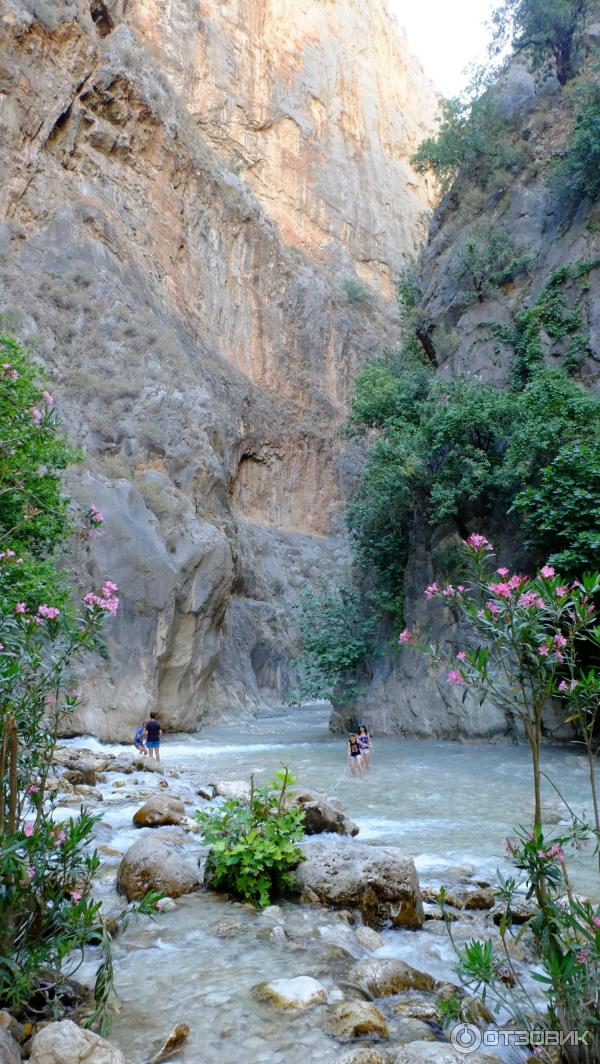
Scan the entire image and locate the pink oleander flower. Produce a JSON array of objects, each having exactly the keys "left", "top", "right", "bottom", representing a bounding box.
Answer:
[
  {"left": 555, "top": 651, "right": 565, "bottom": 664},
  {"left": 485, "top": 600, "right": 501, "bottom": 617},
  {"left": 553, "top": 634, "right": 567, "bottom": 649},
  {"left": 518, "top": 591, "right": 537, "bottom": 608},
  {"left": 577, "top": 949, "right": 590, "bottom": 963},
  {"left": 30, "top": 406, "right": 42, "bottom": 424},
  {"left": 90, "top": 504, "right": 104, "bottom": 523},
  {"left": 592, "top": 915, "right": 600, "bottom": 928},
  {"left": 23, "top": 822, "right": 34, "bottom": 837},
  {"left": 540, "top": 565, "right": 555, "bottom": 578},
  {"left": 70, "top": 891, "right": 82, "bottom": 903},
  {"left": 496, "top": 567, "right": 510, "bottom": 576},
  {"left": 398, "top": 628, "right": 413, "bottom": 645},
  {"left": 558, "top": 680, "right": 570, "bottom": 693},
  {"left": 508, "top": 574, "right": 525, "bottom": 590},
  {"left": 555, "top": 585, "right": 568, "bottom": 597},
  {"left": 38, "top": 604, "right": 60, "bottom": 620},
  {"left": 53, "top": 830, "right": 66, "bottom": 846},
  {"left": 0, "top": 644, "right": 3, "bottom": 653},
  {"left": 41, "top": 390, "right": 54, "bottom": 405},
  {"left": 537, "top": 849, "right": 546, "bottom": 858},
  {"left": 488, "top": 582, "right": 512, "bottom": 599},
  {"left": 15, "top": 602, "right": 27, "bottom": 613},
  {"left": 538, "top": 644, "right": 549, "bottom": 657},
  {"left": 69, "top": 689, "right": 82, "bottom": 699},
  {"left": 156, "top": 898, "right": 168, "bottom": 911},
  {"left": 441, "top": 584, "right": 455, "bottom": 597},
  {"left": 26, "top": 866, "right": 35, "bottom": 880},
  {"left": 43, "top": 694, "right": 54, "bottom": 704},
  {"left": 447, "top": 669, "right": 464, "bottom": 685},
  {"left": 456, "top": 650, "right": 467, "bottom": 661},
  {"left": 27, "top": 784, "right": 38, "bottom": 795},
  {"left": 464, "top": 533, "right": 493, "bottom": 551},
  {"left": 457, "top": 584, "right": 465, "bottom": 592},
  {"left": 424, "top": 583, "right": 438, "bottom": 599},
  {"left": 548, "top": 843, "right": 565, "bottom": 860}
]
